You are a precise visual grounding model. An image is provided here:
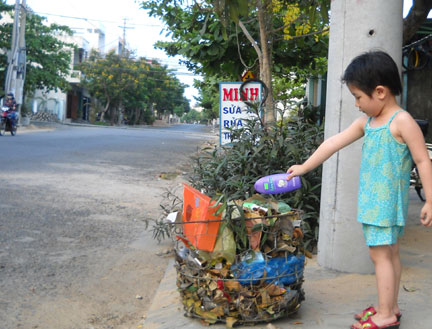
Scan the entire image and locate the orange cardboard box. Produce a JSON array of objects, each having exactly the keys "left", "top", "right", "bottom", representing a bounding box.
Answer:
[{"left": 182, "top": 184, "right": 222, "bottom": 252}]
